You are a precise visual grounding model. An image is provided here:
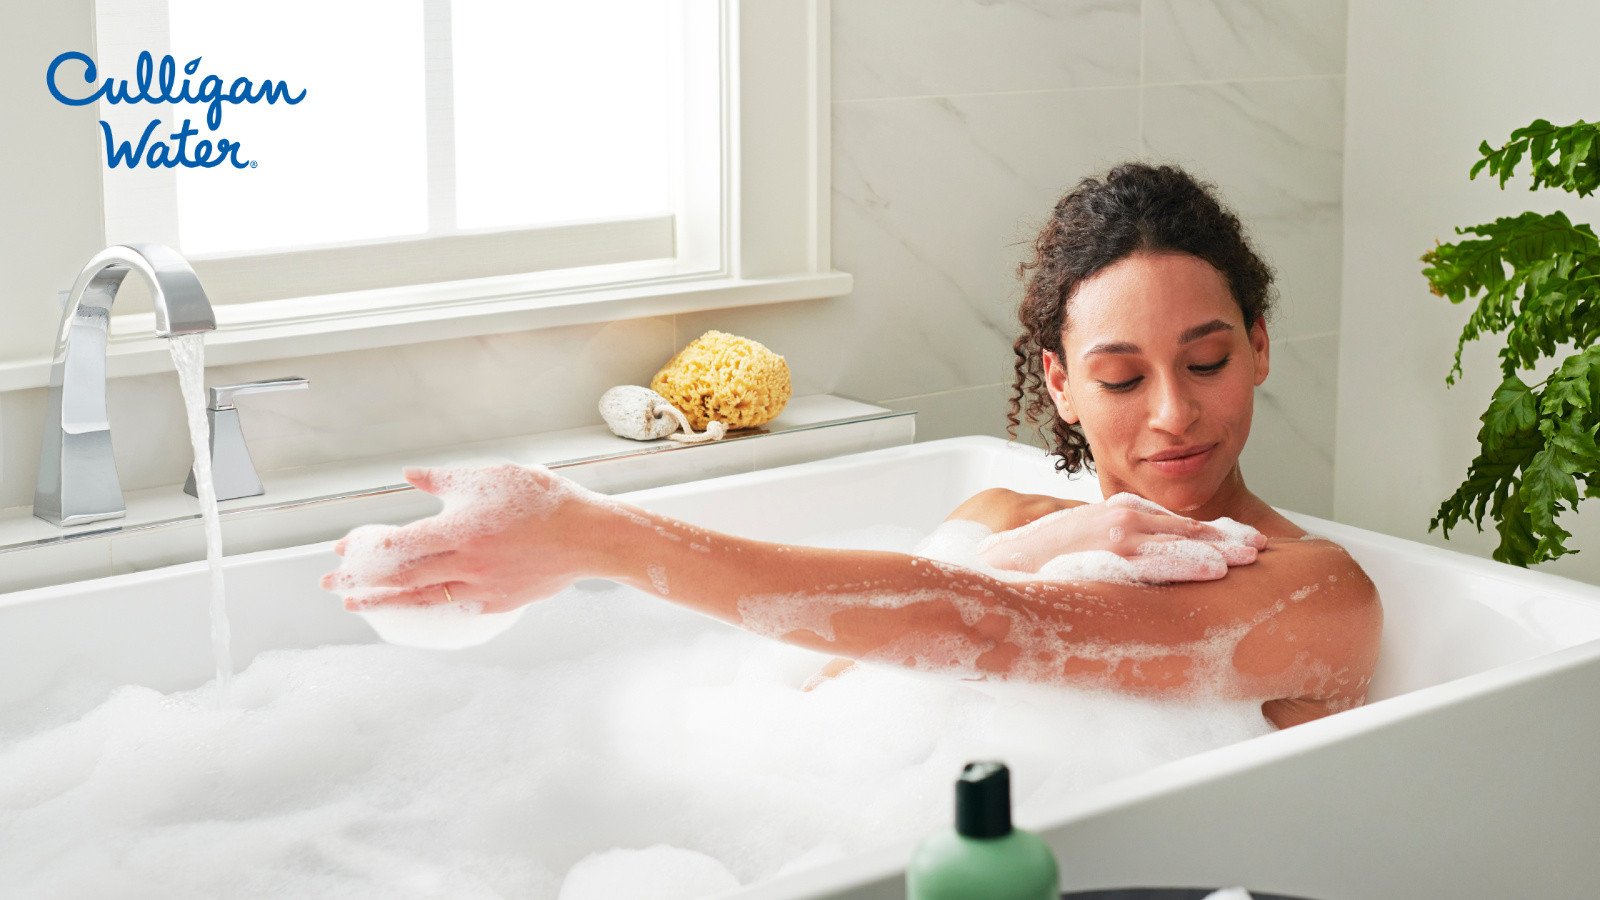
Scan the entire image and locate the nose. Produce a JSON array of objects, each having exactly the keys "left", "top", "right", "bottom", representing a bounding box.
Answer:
[{"left": 1148, "top": 372, "right": 1201, "bottom": 436}]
